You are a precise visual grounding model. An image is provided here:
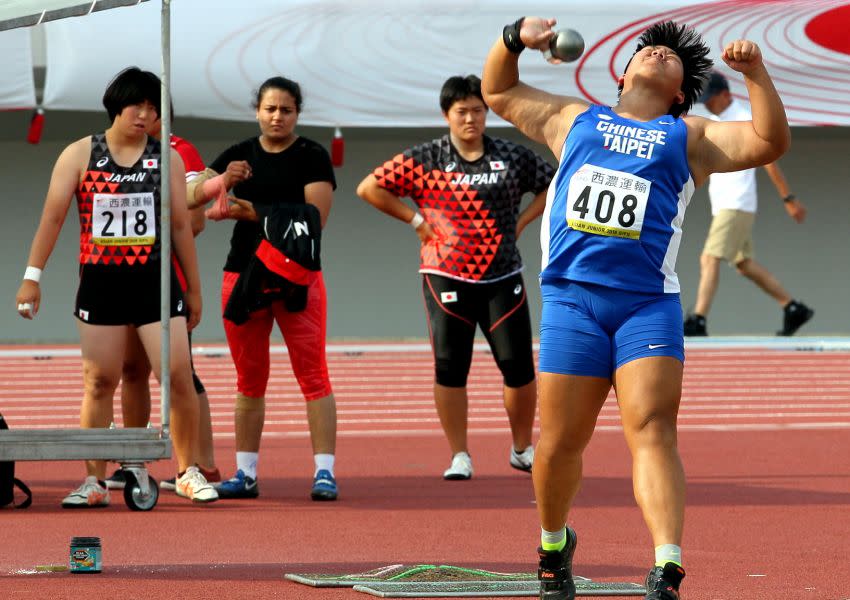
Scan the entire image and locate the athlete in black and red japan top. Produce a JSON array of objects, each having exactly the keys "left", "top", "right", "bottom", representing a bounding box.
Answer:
[{"left": 357, "top": 74, "right": 555, "bottom": 481}]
